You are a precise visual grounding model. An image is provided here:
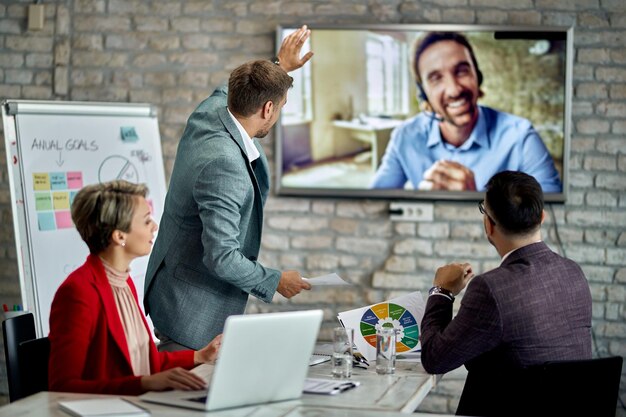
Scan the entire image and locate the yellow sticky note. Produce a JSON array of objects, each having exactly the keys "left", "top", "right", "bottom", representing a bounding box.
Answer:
[
  {"left": 52, "top": 191, "right": 70, "bottom": 210},
  {"left": 33, "top": 173, "right": 50, "bottom": 191}
]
